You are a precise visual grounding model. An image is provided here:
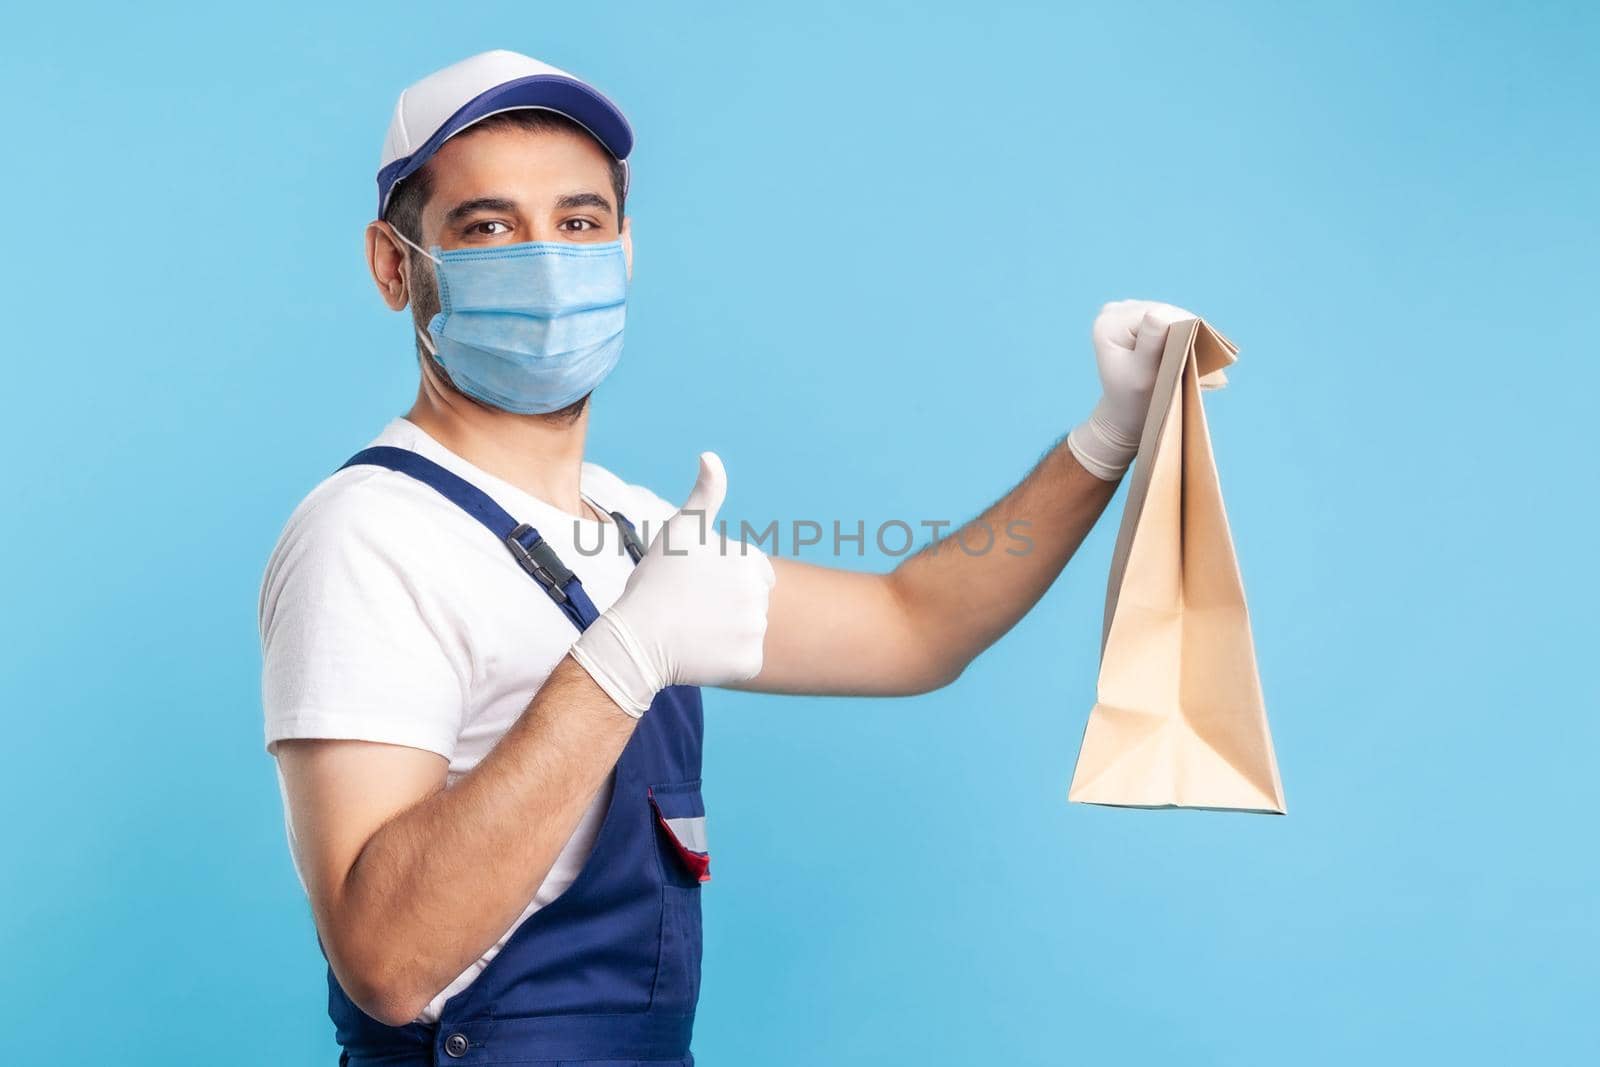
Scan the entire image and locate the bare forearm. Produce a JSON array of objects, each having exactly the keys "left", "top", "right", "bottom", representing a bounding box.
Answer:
[
  {"left": 749, "top": 441, "right": 1117, "bottom": 697},
  {"left": 886, "top": 439, "right": 1116, "bottom": 681},
  {"left": 327, "top": 657, "right": 636, "bottom": 1023}
]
